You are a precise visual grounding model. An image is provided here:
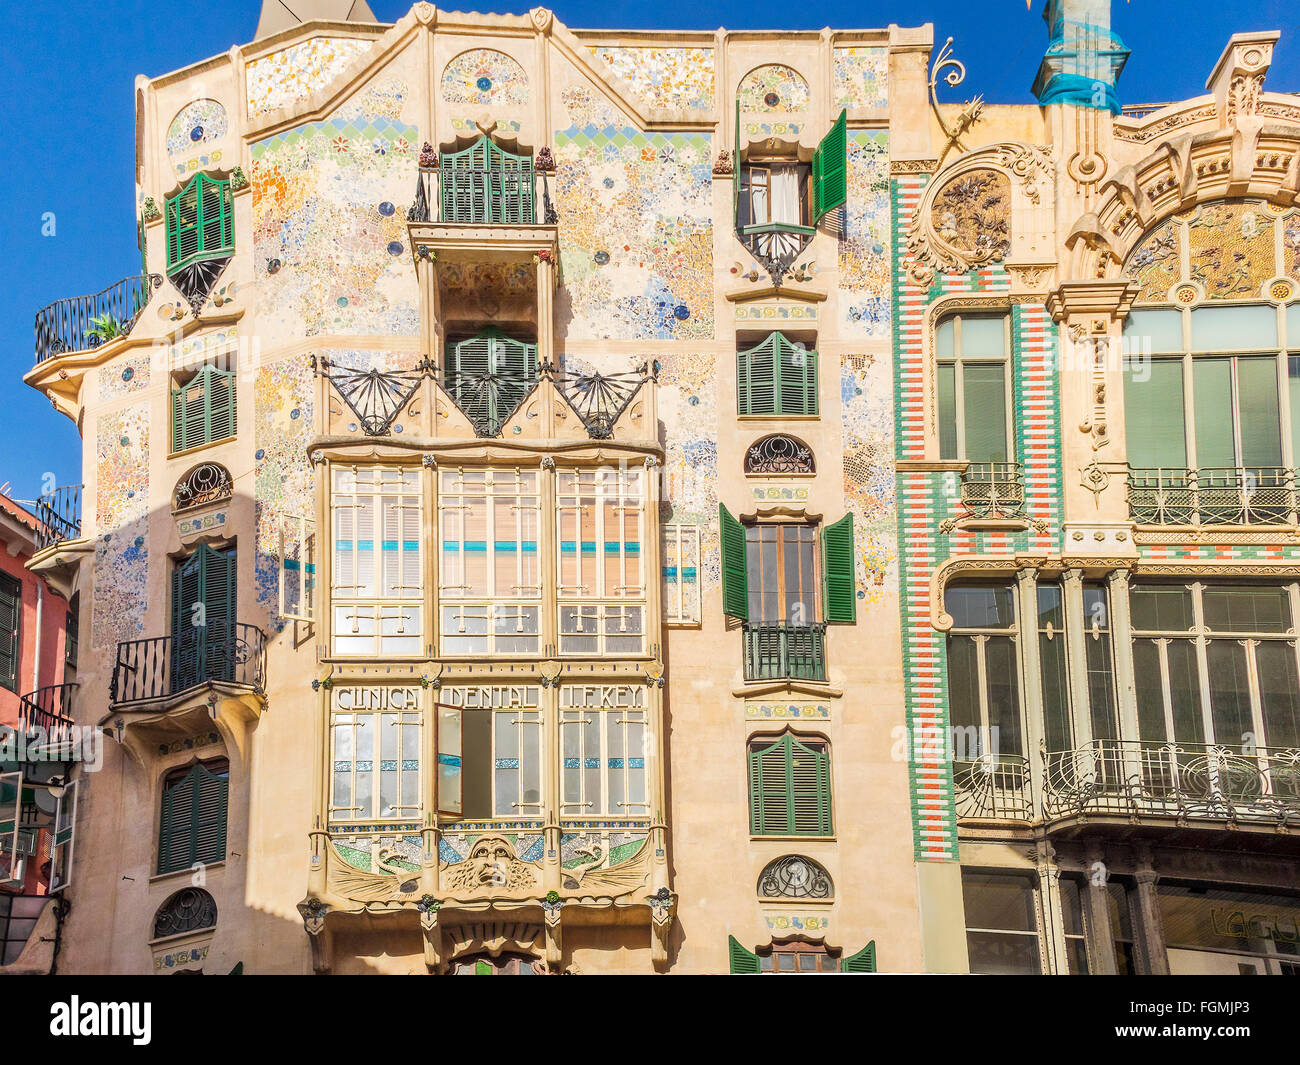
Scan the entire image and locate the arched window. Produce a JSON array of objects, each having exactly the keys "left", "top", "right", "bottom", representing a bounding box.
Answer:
[
  {"left": 152, "top": 887, "right": 217, "bottom": 939},
  {"left": 747, "top": 732, "right": 832, "bottom": 837},
  {"left": 758, "top": 854, "right": 833, "bottom": 899},
  {"left": 158, "top": 759, "right": 229, "bottom": 874},
  {"left": 173, "top": 462, "right": 233, "bottom": 512},
  {"left": 744, "top": 434, "right": 815, "bottom": 474},
  {"left": 440, "top": 136, "right": 534, "bottom": 224},
  {"left": 737, "top": 332, "right": 818, "bottom": 417}
]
